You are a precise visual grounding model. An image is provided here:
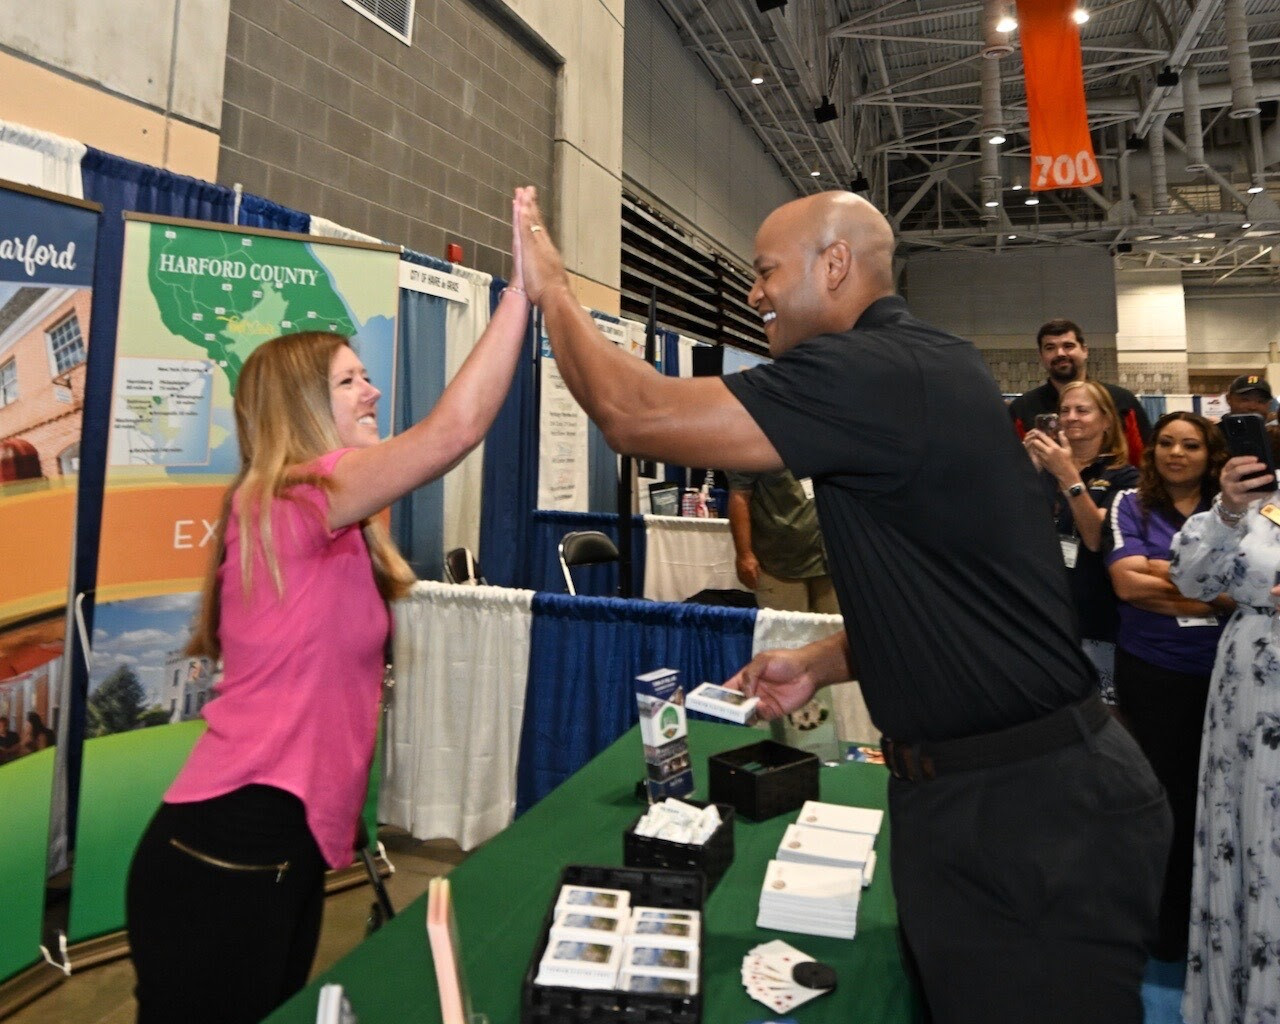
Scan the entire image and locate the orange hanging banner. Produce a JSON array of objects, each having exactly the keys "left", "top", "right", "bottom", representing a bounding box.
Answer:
[{"left": 1019, "top": 0, "right": 1102, "bottom": 190}]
